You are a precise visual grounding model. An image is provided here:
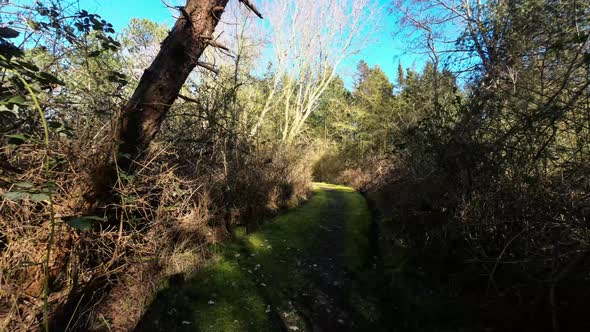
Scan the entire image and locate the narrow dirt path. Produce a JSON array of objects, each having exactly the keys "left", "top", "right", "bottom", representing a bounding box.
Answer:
[
  {"left": 136, "top": 183, "right": 381, "bottom": 332},
  {"left": 295, "top": 188, "right": 374, "bottom": 331}
]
